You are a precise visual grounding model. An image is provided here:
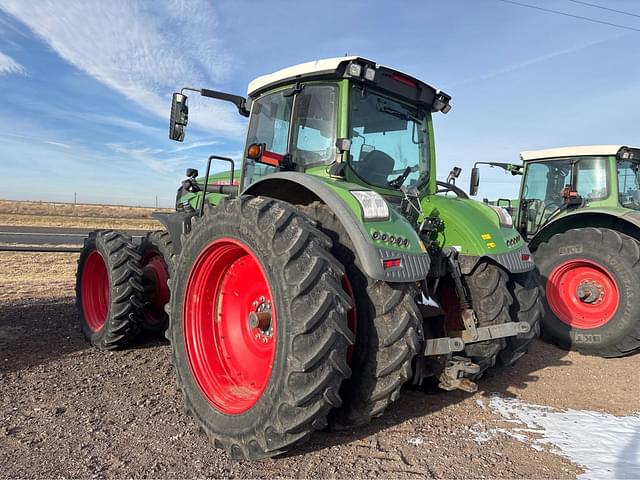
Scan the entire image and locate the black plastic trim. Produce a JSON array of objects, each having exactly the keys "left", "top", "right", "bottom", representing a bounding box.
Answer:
[
  {"left": 458, "top": 244, "right": 535, "bottom": 275},
  {"left": 151, "top": 211, "right": 196, "bottom": 255}
]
